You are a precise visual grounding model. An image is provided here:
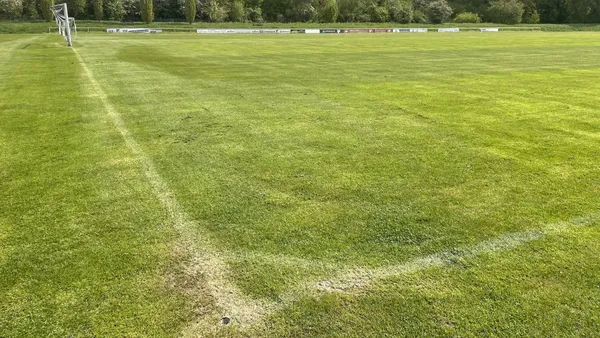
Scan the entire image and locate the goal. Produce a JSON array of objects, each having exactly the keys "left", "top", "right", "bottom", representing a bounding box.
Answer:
[{"left": 50, "top": 3, "right": 76, "bottom": 47}]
